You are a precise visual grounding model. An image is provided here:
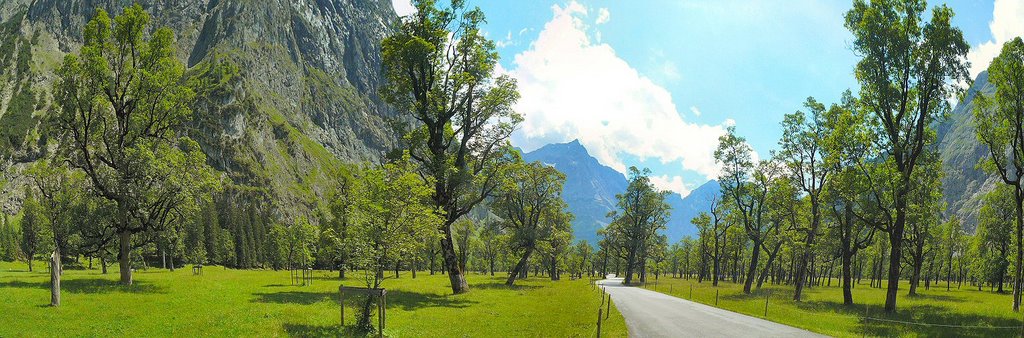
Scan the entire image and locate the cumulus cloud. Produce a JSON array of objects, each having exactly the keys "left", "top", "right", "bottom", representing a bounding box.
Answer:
[
  {"left": 690, "top": 106, "right": 702, "bottom": 117},
  {"left": 391, "top": 0, "right": 416, "bottom": 17},
  {"left": 506, "top": 1, "right": 731, "bottom": 180},
  {"left": 967, "top": 0, "right": 1024, "bottom": 79},
  {"left": 650, "top": 175, "right": 692, "bottom": 197},
  {"left": 596, "top": 8, "right": 611, "bottom": 25}
]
